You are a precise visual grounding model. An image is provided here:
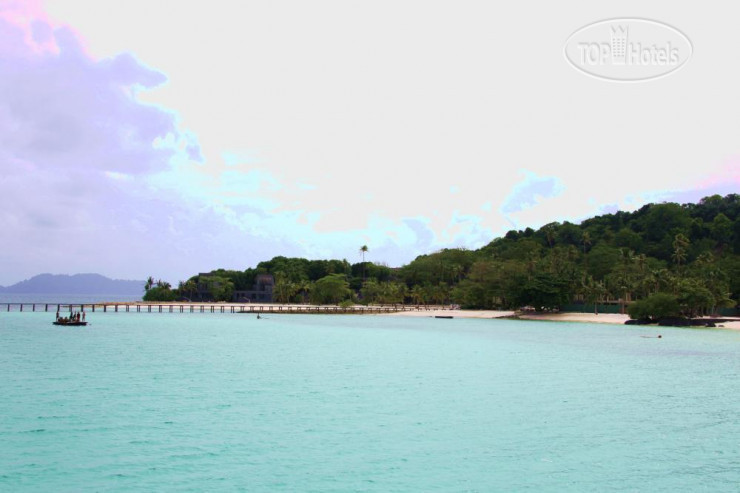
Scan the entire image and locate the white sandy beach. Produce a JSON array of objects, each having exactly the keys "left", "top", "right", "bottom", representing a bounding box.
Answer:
[
  {"left": 386, "top": 309, "right": 629, "bottom": 324},
  {"left": 519, "top": 312, "right": 631, "bottom": 324},
  {"left": 385, "top": 308, "right": 740, "bottom": 330},
  {"left": 383, "top": 309, "right": 516, "bottom": 319}
]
